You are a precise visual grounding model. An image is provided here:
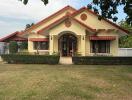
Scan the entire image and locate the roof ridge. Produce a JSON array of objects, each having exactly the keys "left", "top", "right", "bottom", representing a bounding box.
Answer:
[
  {"left": 23, "top": 5, "right": 77, "bottom": 34},
  {"left": 37, "top": 14, "right": 96, "bottom": 34},
  {"left": 72, "top": 7, "right": 129, "bottom": 34}
]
